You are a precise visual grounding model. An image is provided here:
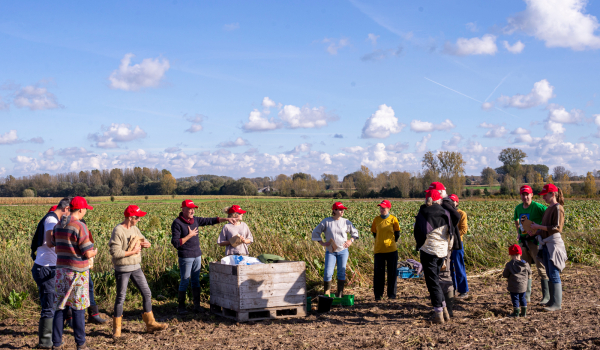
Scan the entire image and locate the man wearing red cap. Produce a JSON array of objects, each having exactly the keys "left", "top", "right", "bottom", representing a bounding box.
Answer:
[
  {"left": 49, "top": 196, "right": 97, "bottom": 350},
  {"left": 448, "top": 194, "right": 469, "bottom": 299},
  {"left": 513, "top": 184, "right": 549, "bottom": 305},
  {"left": 171, "top": 199, "right": 236, "bottom": 314},
  {"left": 371, "top": 200, "right": 400, "bottom": 301},
  {"left": 110, "top": 205, "right": 167, "bottom": 338}
]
